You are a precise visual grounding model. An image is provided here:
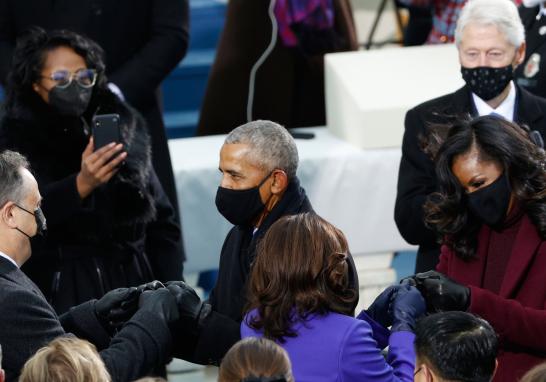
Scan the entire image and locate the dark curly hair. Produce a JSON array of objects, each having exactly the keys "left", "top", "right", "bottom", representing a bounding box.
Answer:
[
  {"left": 245, "top": 212, "right": 357, "bottom": 342},
  {"left": 423, "top": 115, "right": 546, "bottom": 260},
  {"left": 4, "top": 26, "right": 108, "bottom": 118}
]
